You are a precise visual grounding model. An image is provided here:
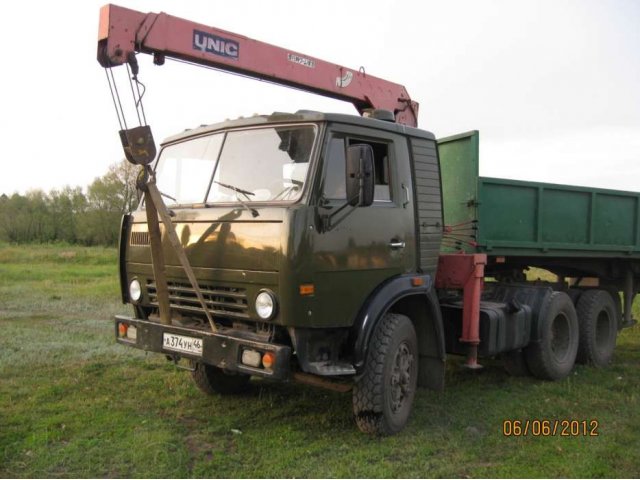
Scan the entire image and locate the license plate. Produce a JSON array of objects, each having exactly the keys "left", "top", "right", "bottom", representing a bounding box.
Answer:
[{"left": 162, "top": 333, "right": 203, "bottom": 356}]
